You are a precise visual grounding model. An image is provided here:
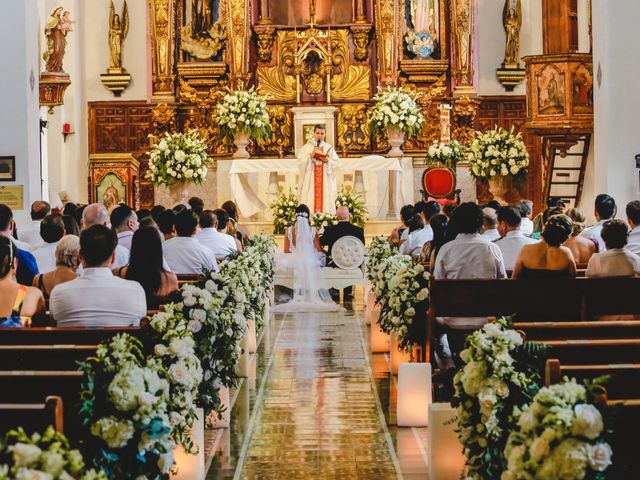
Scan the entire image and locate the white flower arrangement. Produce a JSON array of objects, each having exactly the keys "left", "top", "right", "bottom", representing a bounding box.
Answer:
[
  {"left": 146, "top": 130, "right": 211, "bottom": 186},
  {"left": 270, "top": 188, "right": 299, "bottom": 234},
  {"left": 368, "top": 87, "right": 424, "bottom": 138},
  {"left": 468, "top": 127, "right": 529, "bottom": 179},
  {"left": 216, "top": 87, "right": 272, "bottom": 143},
  {"left": 366, "top": 236, "right": 398, "bottom": 300},
  {"left": 427, "top": 140, "right": 467, "bottom": 169},
  {"left": 312, "top": 212, "right": 338, "bottom": 233},
  {"left": 335, "top": 187, "right": 368, "bottom": 228},
  {"left": 0, "top": 426, "right": 107, "bottom": 480},
  {"left": 452, "top": 317, "right": 545, "bottom": 480},
  {"left": 502, "top": 379, "right": 613, "bottom": 480}
]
